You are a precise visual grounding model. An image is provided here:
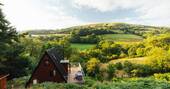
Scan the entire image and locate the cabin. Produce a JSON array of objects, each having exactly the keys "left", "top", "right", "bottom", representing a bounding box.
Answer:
[
  {"left": 26, "top": 47, "right": 84, "bottom": 88},
  {"left": 0, "top": 74, "right": 9, "bottom": 89}
]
